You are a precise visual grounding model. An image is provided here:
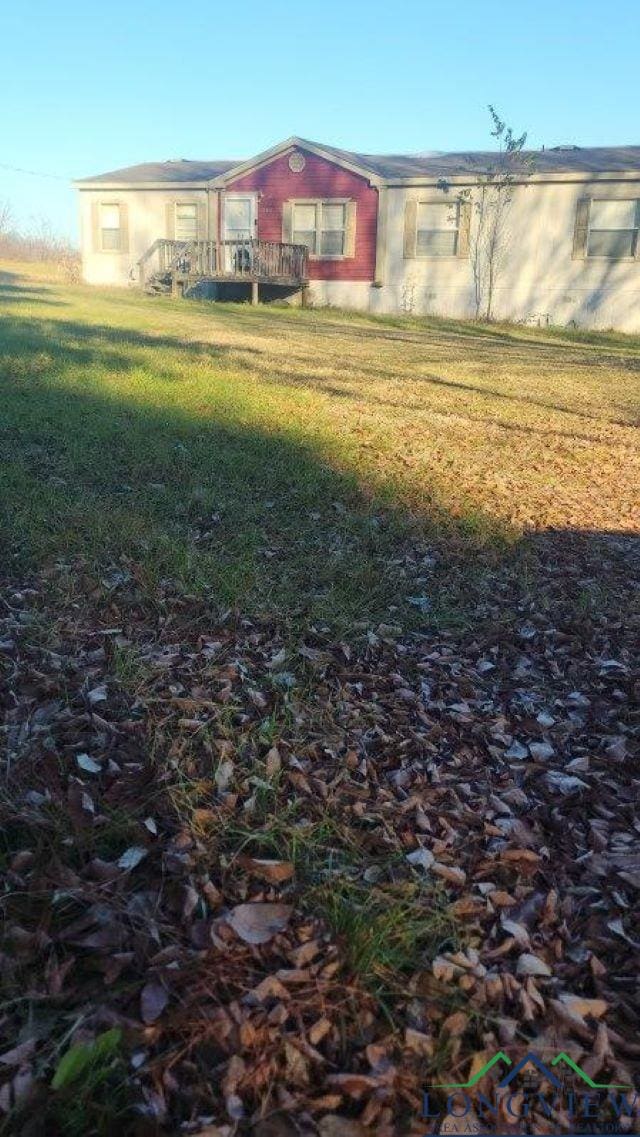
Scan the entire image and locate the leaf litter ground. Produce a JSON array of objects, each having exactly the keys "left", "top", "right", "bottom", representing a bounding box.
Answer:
[{"left": 1, "top": 529, "right": 638, "bottom": 1135}]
